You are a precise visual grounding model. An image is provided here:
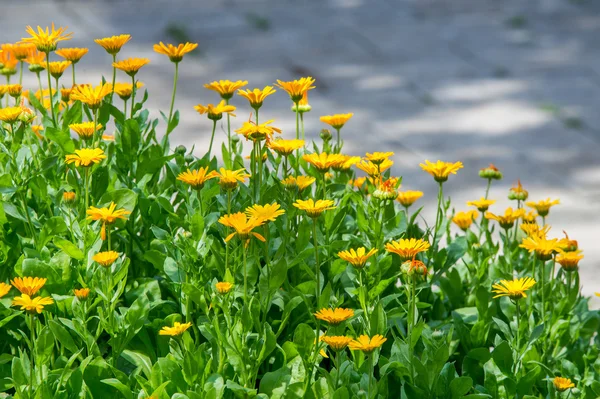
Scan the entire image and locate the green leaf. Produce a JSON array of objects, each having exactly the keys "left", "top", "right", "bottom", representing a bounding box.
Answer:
[
  {"left": 293, "top": 323, "right": 315, "bottom": 360},
  {"left": 53, "top": 237, "right": 84, "bottom": 260},
  {"left": 101, "top": 378, "right": 133, "bottom": 399},
  {"left": 100, "top": 188, "right": 137, "bottom": 211},
  {"left": 190, "top": 212, "right": 204, "bottom": 241},
  {"left": 450, "top": 376, "right": 473, "bottom": 398},
  {"left": 49, "top": 320, "right": 79, "bottom": 354},
  {"left": 492, "top": 341, "right": 514, "bottom": 377},
  {"left": 45, "top": 126, "right": 75, "bottom": 153}
]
